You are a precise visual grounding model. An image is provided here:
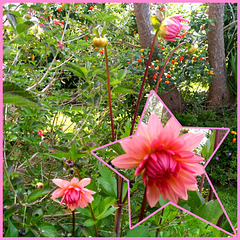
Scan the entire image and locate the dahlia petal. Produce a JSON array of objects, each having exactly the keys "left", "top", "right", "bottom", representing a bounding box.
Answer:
[
  {"left": 51, "top": 188, "right": 65, "bottom": 199},
  {"left": 78, "top": 178, "right": 91, "bottom": 188},
  {"left": 171, "top": 132, "right": 204, "bottom": 151},
  {"left": 169, "top": 178, "right": 188, "bottom": 200},
  {"left": 174, "top": 155, "right": 204, "bottom": 163},
  {"left": 135, "top": 154, "right": 149, "bottom": 176},
  {"left": 147, "top": 183, "right": 160, "bottom": 207},
  {"left": 83, "top": 188, "right": 96, "bottom": 195},
  {"left": 185, "top": 163, "right": 204, "bottom": 175},
  {"left": 177, "top": 170, "right": 197, "bottom": 185},
  {"left": 177, "top": 151, "right": 195, "bottom": 158},
  {"left": 70, "top": 177, "right": 79, "bottom": 185},
  {"left": 181, "top": 23, "right": 190, "bottom": 30},
  {"left": 147, "top": 114, "right": 162, "bottom": 141},
  {"left": 52, "top": 179, "right": 70, "bottom": 188},
  {"left": 112, "top": 154, "right": 141, "bottom": 169},
  {"left": 165, "top": 188, "right": 178, "bottom": 204},
  {"left": 137, "top": 122, "right": 151, "bottom": 142},
  {"left": 121, "top": 136, "right": 151, "bottom": 156},
  {"left": 185, "top": 184, "right": 198, "bottom": 191},
  {"left": 162, "top": 117, "right": 181, "bottom": 141}
]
